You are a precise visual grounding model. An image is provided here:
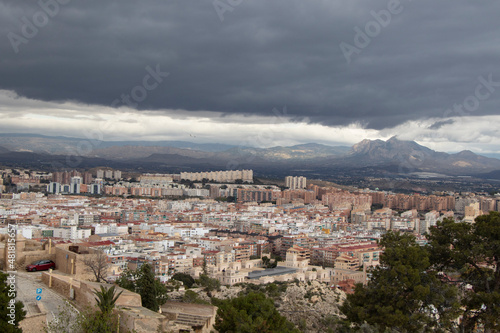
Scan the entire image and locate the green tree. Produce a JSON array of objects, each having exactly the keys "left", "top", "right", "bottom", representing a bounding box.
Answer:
[
  {"left": 427, "top": 212, "right": 500, "bottom": 332},
  {"left": 136, "top": 263, "right": 168, "bottom": 312},
  {"left": 262, "top": 256, "right": 271, "bottom": 267},
  {"left": 197, "top": 274, "right": 220, "bottom": 296},
  {"left": 171, "top": 272, "right": 195, "bottom": 289},
  {"left": 115, "top": 268, "right": 138, "bottom": 292},
  {"left": 272, "top": 254, "right": 283, "bottom": 262},
  {"left": 0, "top": 272, "right": 26, "bottom": 333},
  {"left": 116, "top": 264, "right": 168, "bottom": 312},
  {"left": 94, "top": 285, "right": 123, "bottom": 314},
  {"left": 213, "top": 292, "right": 300, "bottom": 333},
  {"left": 341, "top": 231, "right": 460, "bottom": 332}
]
